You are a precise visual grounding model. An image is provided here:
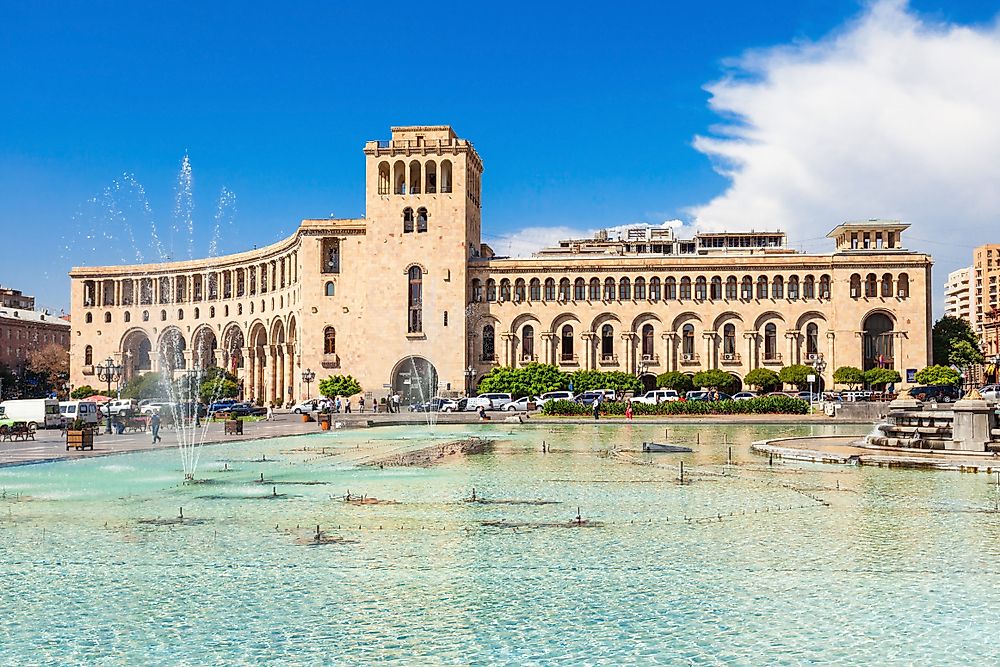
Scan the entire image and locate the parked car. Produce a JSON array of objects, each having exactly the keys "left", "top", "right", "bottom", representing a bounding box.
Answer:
[
  {"left": 840, "top": 390, "right": 872, "bottom": 402},
  {"left": 207, "top": 399, "right": 239, "bottom": 414},
  {"left": 689, "top": 391, "right": 732, "bottom": 402},
  {"left": 909, "top": 385, "right": 962, "bottom": 403},
  {"left": 576, "top": 390, "right": 612, "bottom": 406},
  {"left": 457, "top": 396, "right": 493, "bottom": 412},
  {"left": 632, "top": 389, "right": 680, "bottom": 405},
  {"left": 59, "top": 400, "right": 101, "bottom": 426},
  {"left": 504, "top": 396, "right": 539, "bottom": 411},
  {"left": 536, "top": 391, "right": 575, "bottom": 406},
  {"left": 979, "top": 385, "right": 1000, "bottom": 401},
  {"left": 211, "top": 402, "right": 266, "bottom": 418},
  {"left": 732, "top": 391, "right": 757, "bottom": 401},
  {"left": 140, "top": 401, "right": 175, "bottom": 415},
  {"left": 478, "top": 392, "right": 513, "bottom": 409},
  {"left": 99, "top": 399, "right": 138, "bottom": 418},
  {"left": 413, "top": 397, "right": 459, "bottom": 413}
]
